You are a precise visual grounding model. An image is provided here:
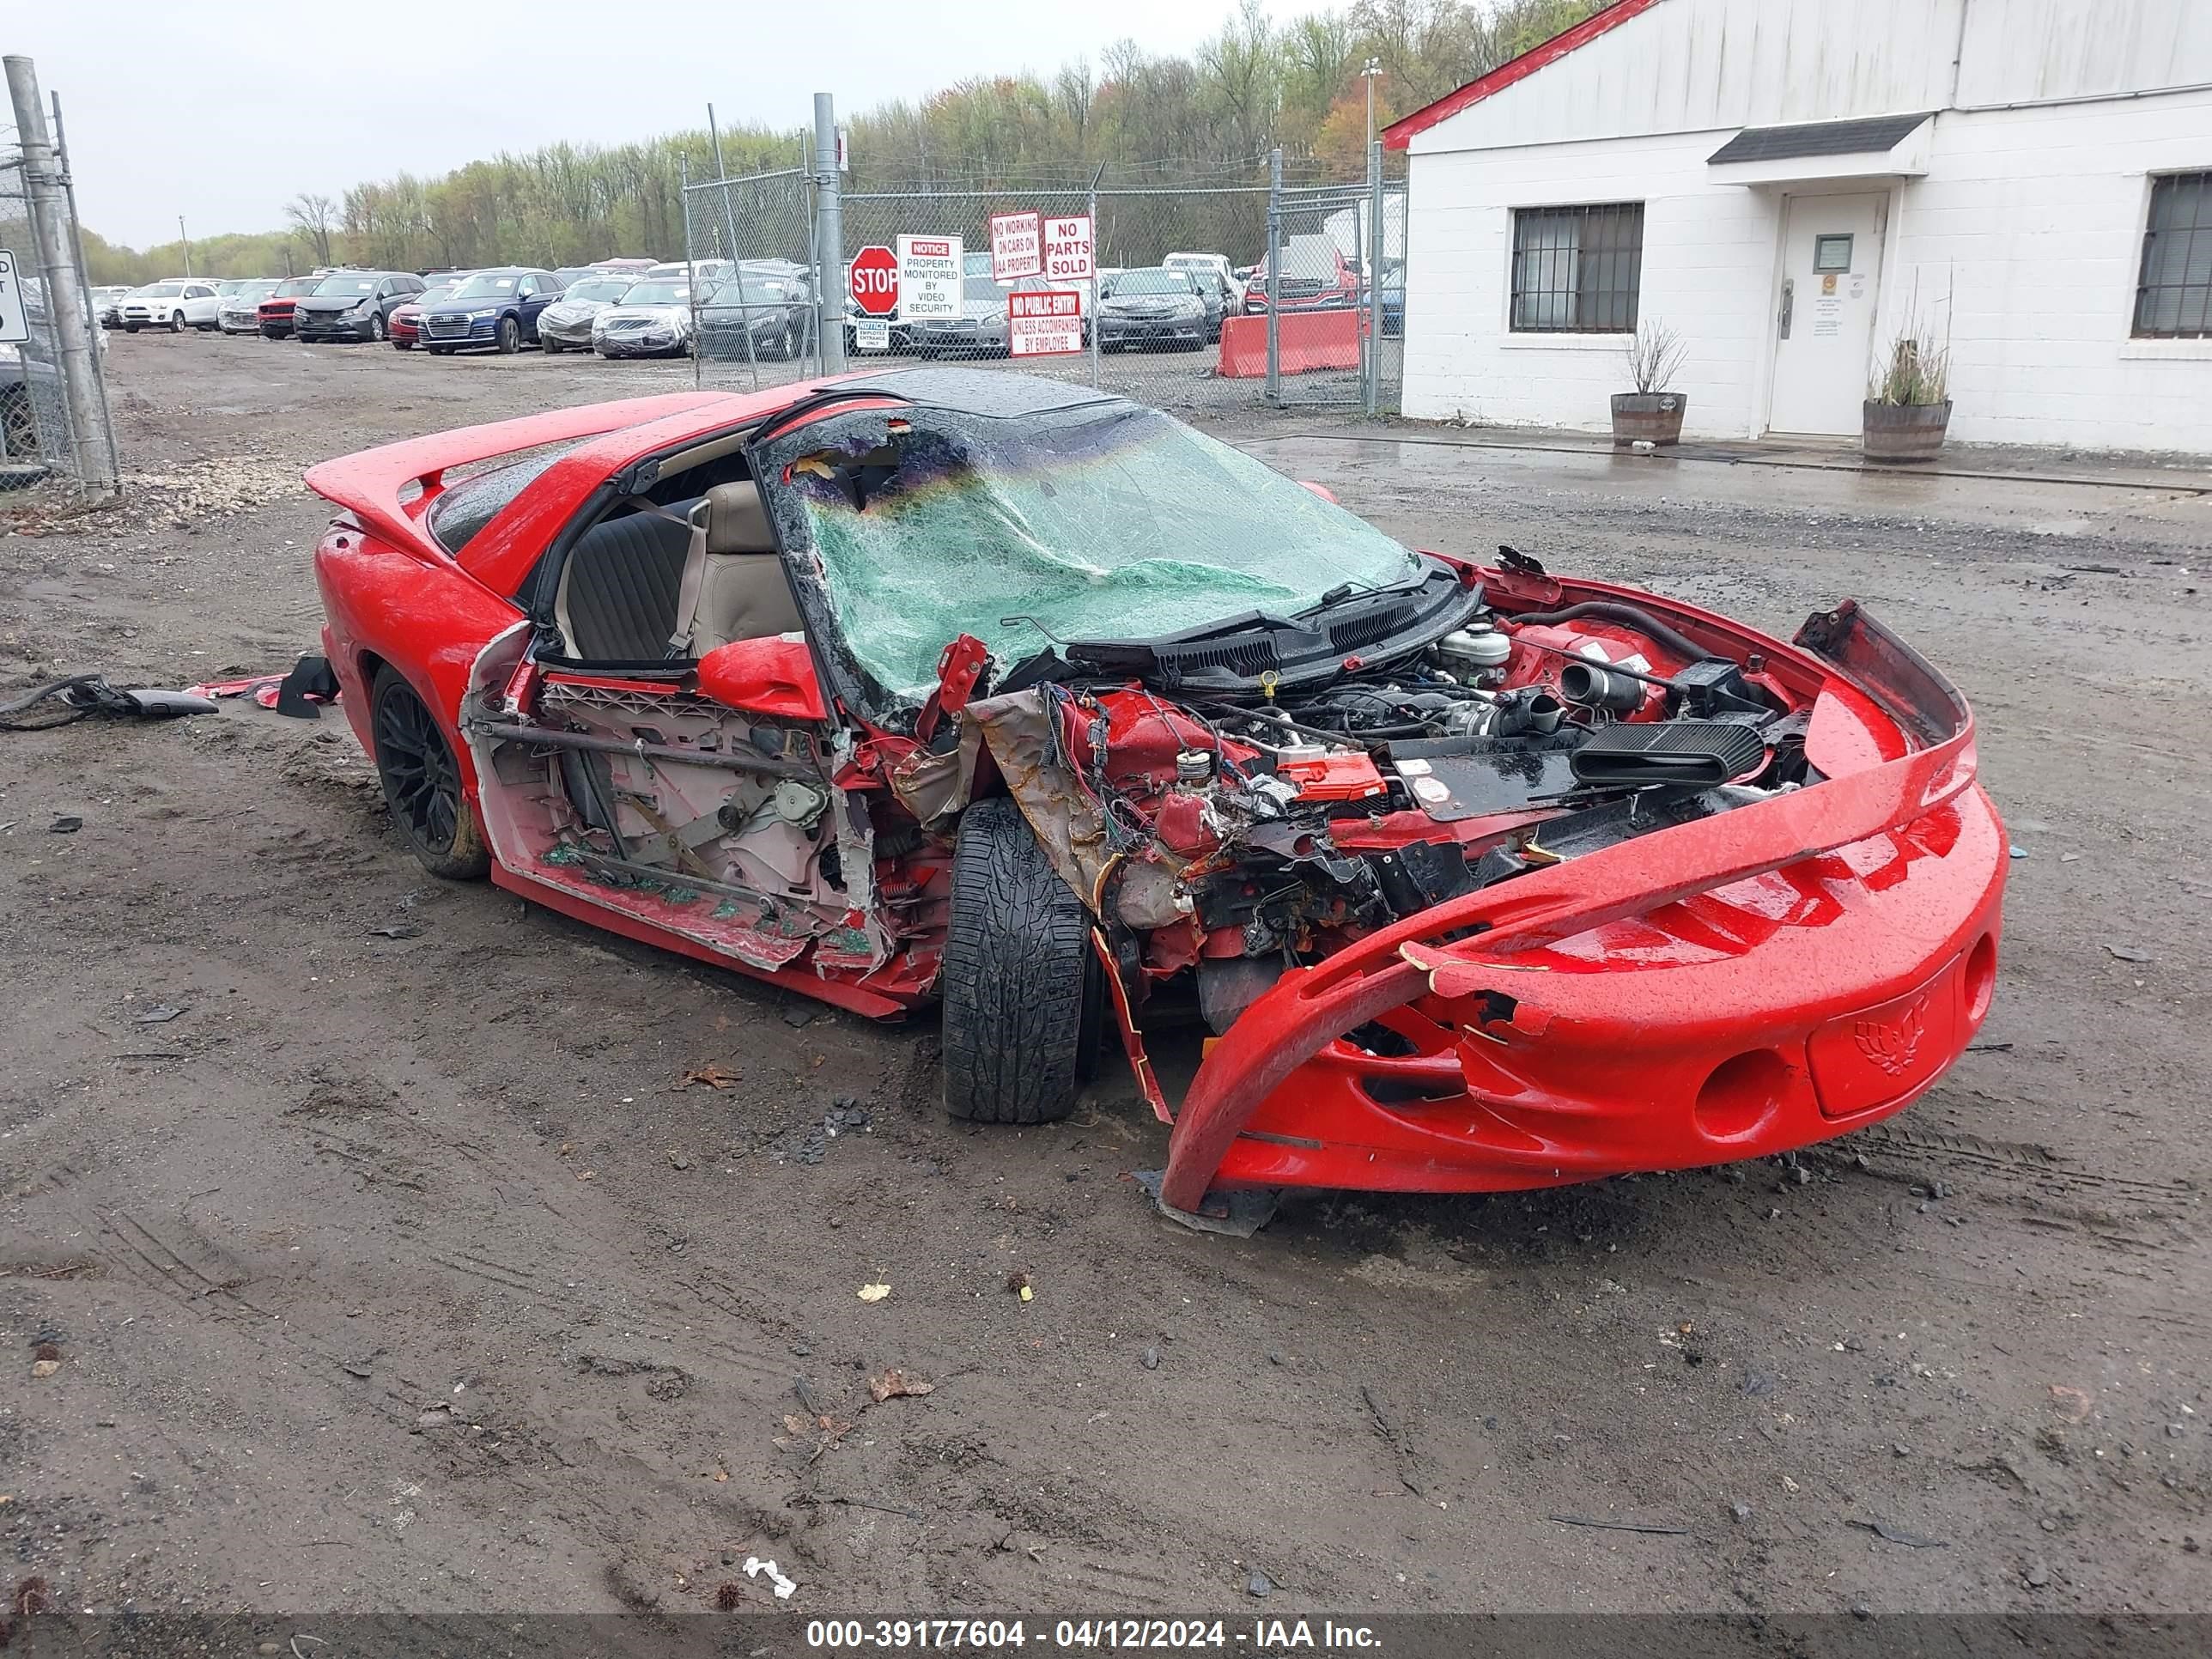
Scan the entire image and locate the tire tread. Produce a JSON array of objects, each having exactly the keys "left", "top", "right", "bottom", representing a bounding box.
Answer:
[{"left": 942, "top": 797, "right": 1093, "bottom": 1125}]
